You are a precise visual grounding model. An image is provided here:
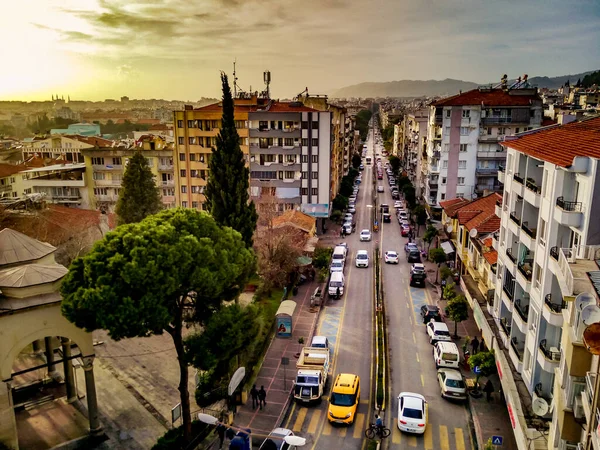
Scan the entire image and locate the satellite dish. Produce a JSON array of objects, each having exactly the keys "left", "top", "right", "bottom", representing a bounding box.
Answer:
[
  {"left": 584, "top": 322, "right": 600, "bottom": 355},
  {"left": 469, "top": 228, "right": 478, "bottom": 238},
  {"left": 446, "top": 225, "right": 453, "bottom": 233},
  {"left": 531, "top": 396, "right": 549, "bottom": 416},
  {"left": 576, "top": 292, "right": 595, "bottom": 311},
  {"left": 582, "top": 305, "right": 600, "bottom": 326}
]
